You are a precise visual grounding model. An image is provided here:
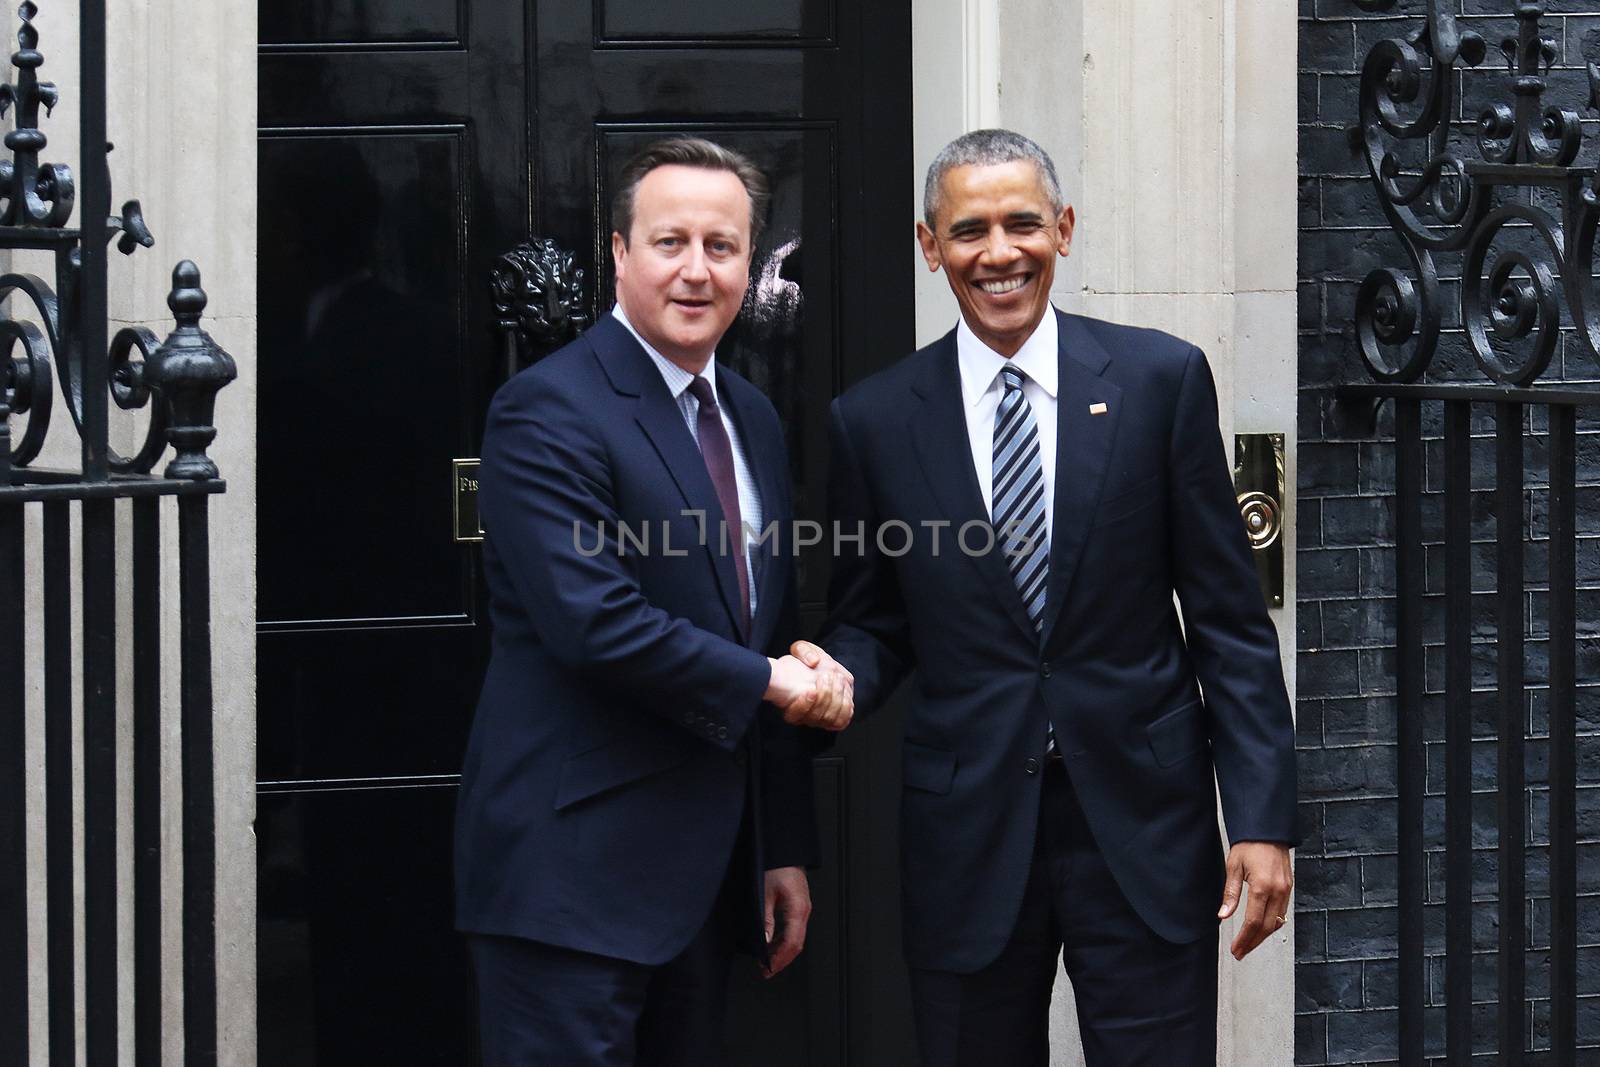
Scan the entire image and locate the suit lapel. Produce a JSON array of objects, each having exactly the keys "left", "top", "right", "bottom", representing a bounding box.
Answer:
[
  {"left": 1039, "top": 311, "right": 1121, "bottom": 643},
  {"left": 593, "top": 317, "right": 747, "bottom": 637},
  {"left": 720, "top": 373, "right": 787, "bottom": 652},
  {"left": 907, "top": 334, "right": 1040, "bottom": 645}
]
